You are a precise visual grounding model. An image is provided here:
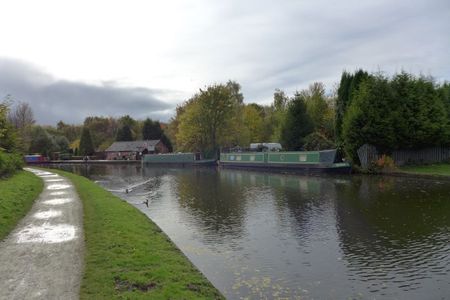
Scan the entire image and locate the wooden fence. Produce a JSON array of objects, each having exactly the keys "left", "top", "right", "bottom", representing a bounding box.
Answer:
[{"left": 358, "top": 144, "right": 450, "bottom": 169}]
